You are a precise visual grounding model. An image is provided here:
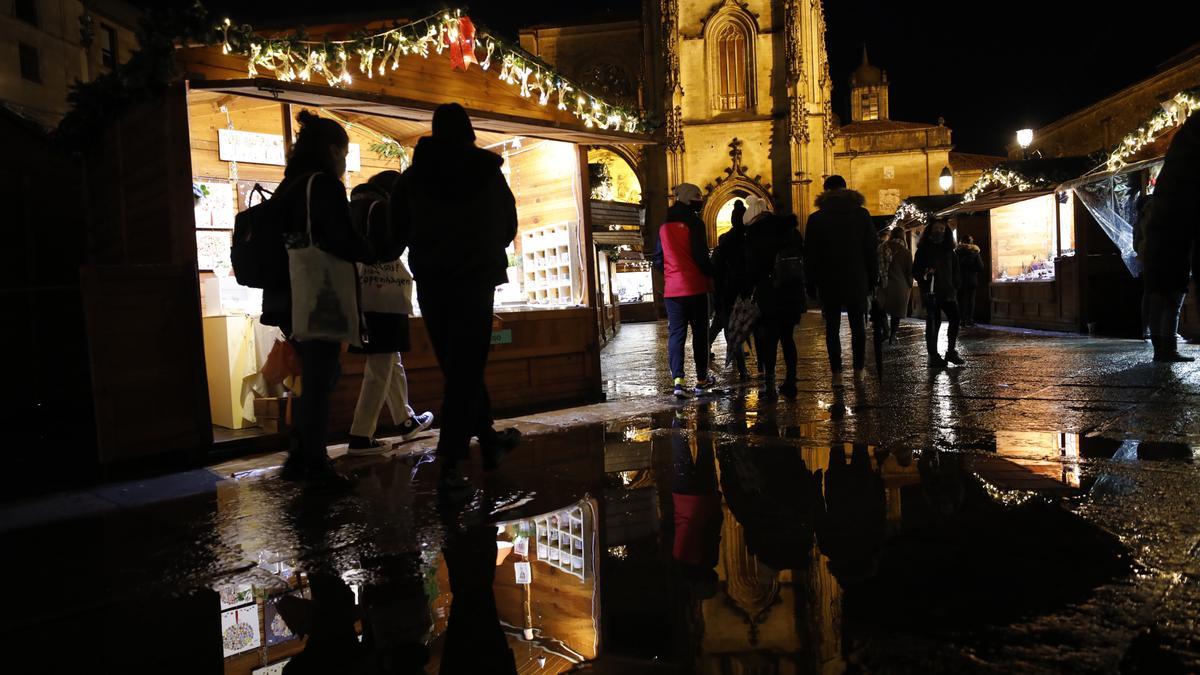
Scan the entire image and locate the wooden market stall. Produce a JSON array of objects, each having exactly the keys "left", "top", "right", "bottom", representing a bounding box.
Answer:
[{"left": 80, "top": 11, "right": 651, "bottom": 463}]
